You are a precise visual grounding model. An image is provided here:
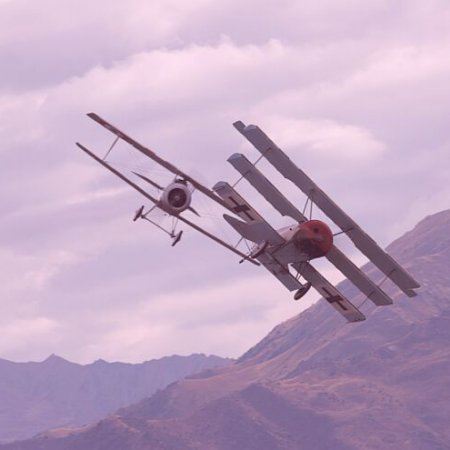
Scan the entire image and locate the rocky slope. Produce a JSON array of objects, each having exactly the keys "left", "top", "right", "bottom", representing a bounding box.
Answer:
[
  {"left": 3, "top": 209, "right": 450, "bottom": 450},
  {"left": 0, "top": 353, "right": 231, "bottom": 443}
]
